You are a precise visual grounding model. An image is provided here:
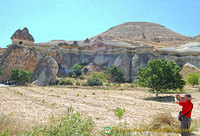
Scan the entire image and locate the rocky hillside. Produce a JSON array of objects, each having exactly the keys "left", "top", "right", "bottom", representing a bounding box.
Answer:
[{"left": 97, "top": 22, "right": 193, "bottom": 47}]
